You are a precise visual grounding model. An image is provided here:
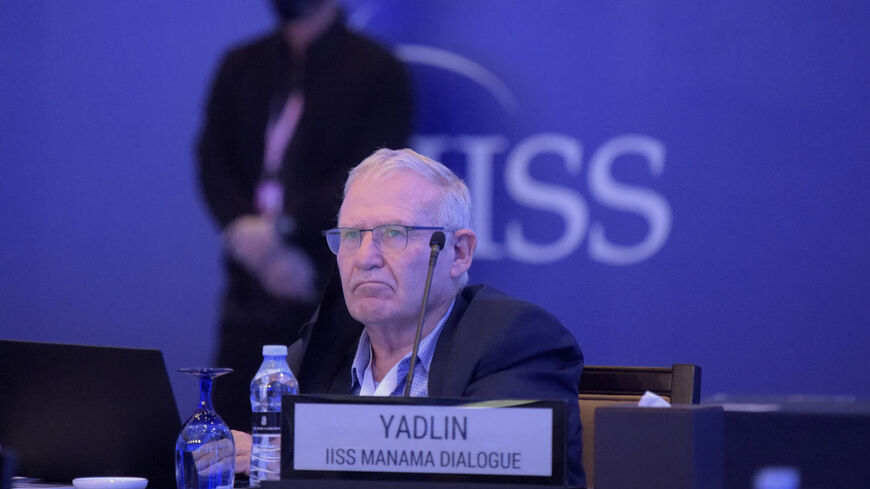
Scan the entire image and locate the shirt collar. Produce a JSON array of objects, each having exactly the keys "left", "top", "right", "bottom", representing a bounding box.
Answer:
[{"left": 351, "top": 299, "right": 455, "bottom": 394}]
